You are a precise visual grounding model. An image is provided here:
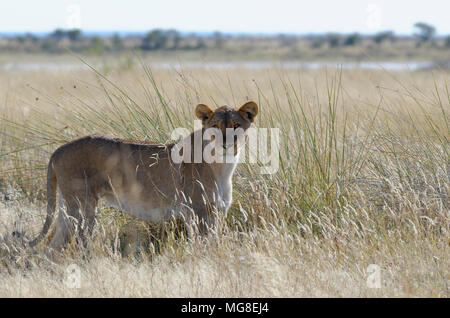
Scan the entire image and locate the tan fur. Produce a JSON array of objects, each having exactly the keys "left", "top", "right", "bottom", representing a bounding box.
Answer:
[{"left": 30, "top": 102, "right": 258, "bottom": 252}]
